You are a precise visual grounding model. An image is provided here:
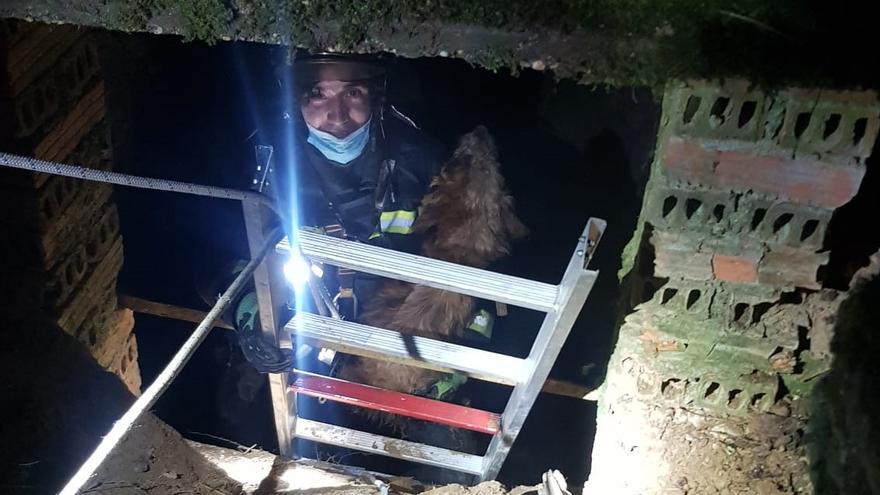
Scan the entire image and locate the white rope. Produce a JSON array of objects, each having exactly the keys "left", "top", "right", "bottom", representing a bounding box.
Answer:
[{"left": 0, "top": 152, "right": 273, "bottom": 207}]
